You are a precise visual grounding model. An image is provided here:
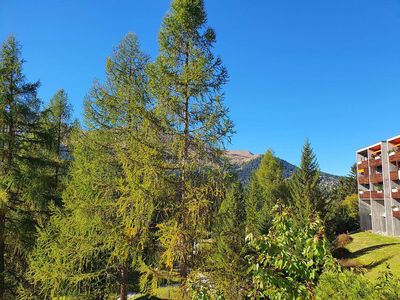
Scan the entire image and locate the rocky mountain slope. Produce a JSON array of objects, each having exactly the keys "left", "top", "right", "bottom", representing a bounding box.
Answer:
[{"left": 225, "top": 150, "right": 339, "bottom": 189}]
